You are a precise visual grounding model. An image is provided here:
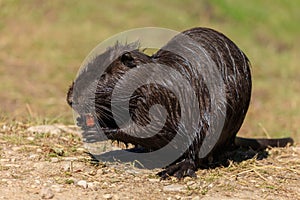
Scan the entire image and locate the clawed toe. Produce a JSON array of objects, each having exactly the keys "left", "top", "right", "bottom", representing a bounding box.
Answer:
[{"left": 157, "top": 159, "right": 197, "bottom": 180}]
